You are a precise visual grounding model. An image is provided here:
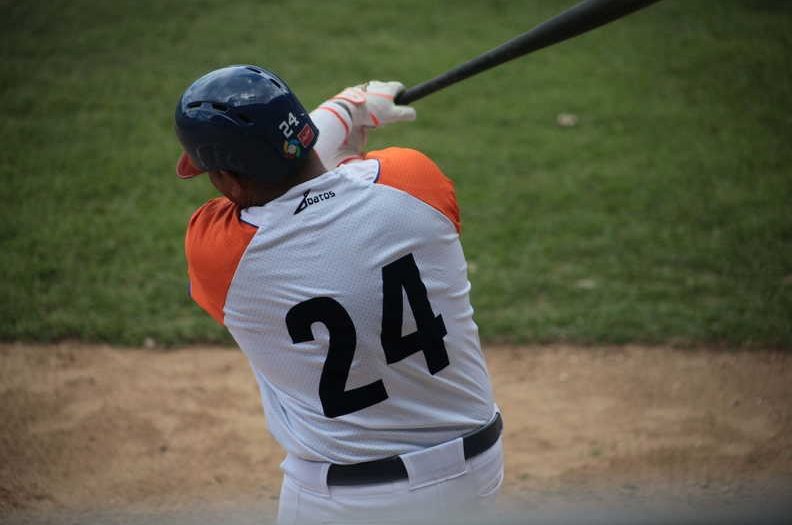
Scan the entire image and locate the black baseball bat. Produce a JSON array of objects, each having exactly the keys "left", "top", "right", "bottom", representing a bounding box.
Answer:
[{"left": 395, "top": 0, "right": 662, "bottom": 105}]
